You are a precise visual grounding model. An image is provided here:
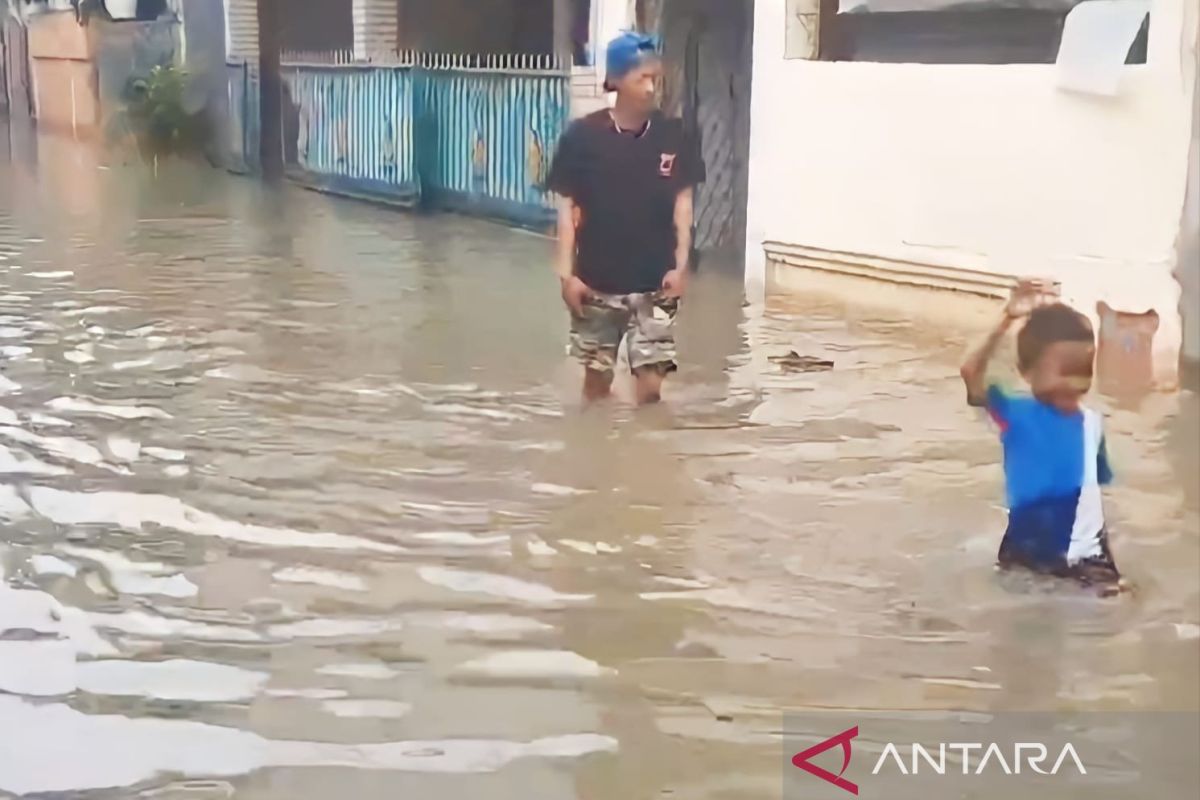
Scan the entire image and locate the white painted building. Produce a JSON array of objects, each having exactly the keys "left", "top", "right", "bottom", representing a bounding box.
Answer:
[{"left": 745, "top": 0, "right": 1199, "bottom": 379}]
